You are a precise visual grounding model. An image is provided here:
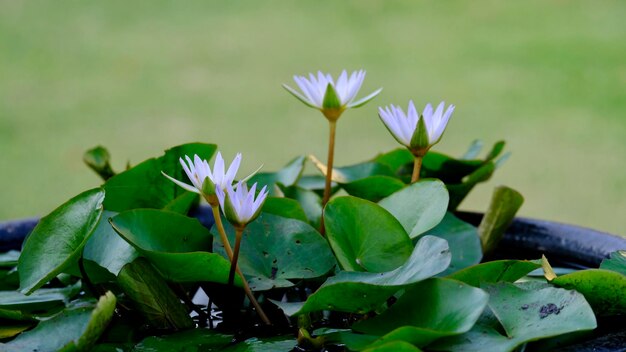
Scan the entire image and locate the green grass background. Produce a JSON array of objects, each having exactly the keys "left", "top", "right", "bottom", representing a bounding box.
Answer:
[{"left": 1, "top": 1, "right": 624, "bottom": 235}]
